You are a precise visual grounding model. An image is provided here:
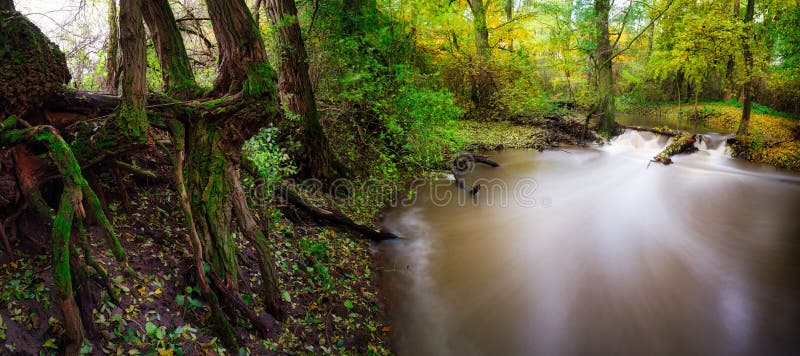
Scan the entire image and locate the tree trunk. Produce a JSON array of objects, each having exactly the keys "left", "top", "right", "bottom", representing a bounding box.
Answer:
[
  {"left": 738, "top": 0, "right": 755, "bottom": 135},
  {"left": 186, "top": 122, "right": 240, "bottom": 287},
  {"left": 118, "top": 0, "right": 148, "bottom": 142},
  {"left": 470, "top": 0, "right": 491, "bottom": 59},
  {"left": 206, "top": 0, "right": 269, "bottom": 96},
  {"left": 141, "top": 0, "right": 199, "bottom": 97},
  {"left": 265, "top": 0, "right": 332, "bottom": 179},
  {"left": 505, "top": 0, "right": 513, "bottom": 51},
  {"left": 594, "top": 0, "right": 616, "bottom": 133},
  {"left": 105, "top": 0, "right": 120, "bottom": 93},
  {"left": 723, "top": 0, "right": 741, "bottom": 102},
  {"left": 468, "top": 0, "right": 495, "bottom": 109}
]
